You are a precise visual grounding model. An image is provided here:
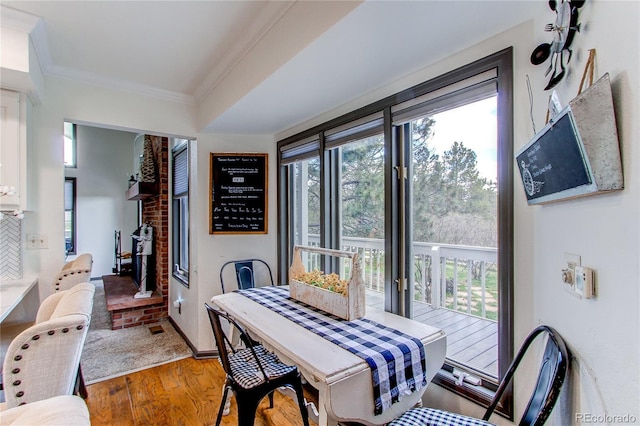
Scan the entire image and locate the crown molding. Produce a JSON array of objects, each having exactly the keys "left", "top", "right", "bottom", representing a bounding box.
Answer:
[
  {"left": 0, "top": 5, "right": 40, "bottom": 32},
  {"left": 193, "top": 1, "right": 295, "bottom": 104},
  {"left": 46, "top": 64, "right": 195, "bottom": 104}
]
